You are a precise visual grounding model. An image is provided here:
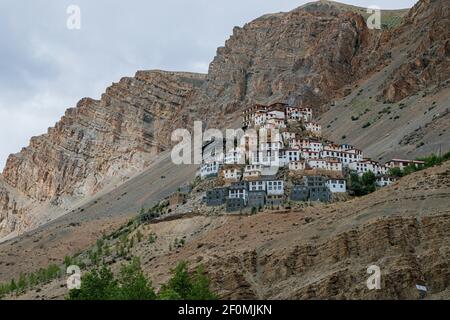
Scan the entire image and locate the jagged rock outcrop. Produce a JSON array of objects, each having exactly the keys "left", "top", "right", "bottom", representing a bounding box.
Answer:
[
  {"left": 382, "top": 0, "right": 450, "bottom": 102},
  {"left": 198, "top": 4, "right": 385, "bottom": 118},
  {"left": 0, "top": 179, "right": 32, "bottom": 237},
  {"left": 0, "top": 71, "right": 205, "bottom": 237}
]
